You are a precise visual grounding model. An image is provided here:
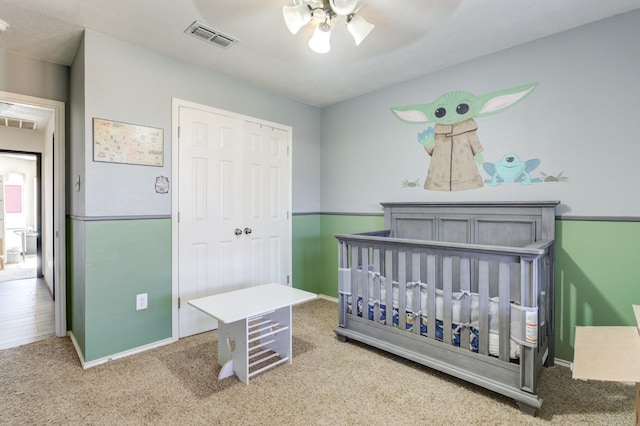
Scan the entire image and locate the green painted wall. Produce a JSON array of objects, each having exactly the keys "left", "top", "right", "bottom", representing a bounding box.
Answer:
[
  {"left": 292, "top": 214, "right": 322, "bottom": 293},
  {"left": 554, "top": 220, "right": 640, "bottom": 361},
  {"left": 67, "top": 218, "right": 86, "bottom": 355},
  {"left": 81, "top": 219, "right": 172, "bottom": 362},
  {"left": 314, "top": 214, "right": 640, "bottom": 362},
  {"left": 318, "top": 214, "right": 384, "bottom": 297}
]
